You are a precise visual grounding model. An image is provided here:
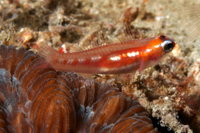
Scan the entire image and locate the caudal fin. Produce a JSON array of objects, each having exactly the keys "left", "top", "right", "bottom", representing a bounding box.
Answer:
[{"left": 37, "top": 42, "right": 56, "bottom": 63}]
